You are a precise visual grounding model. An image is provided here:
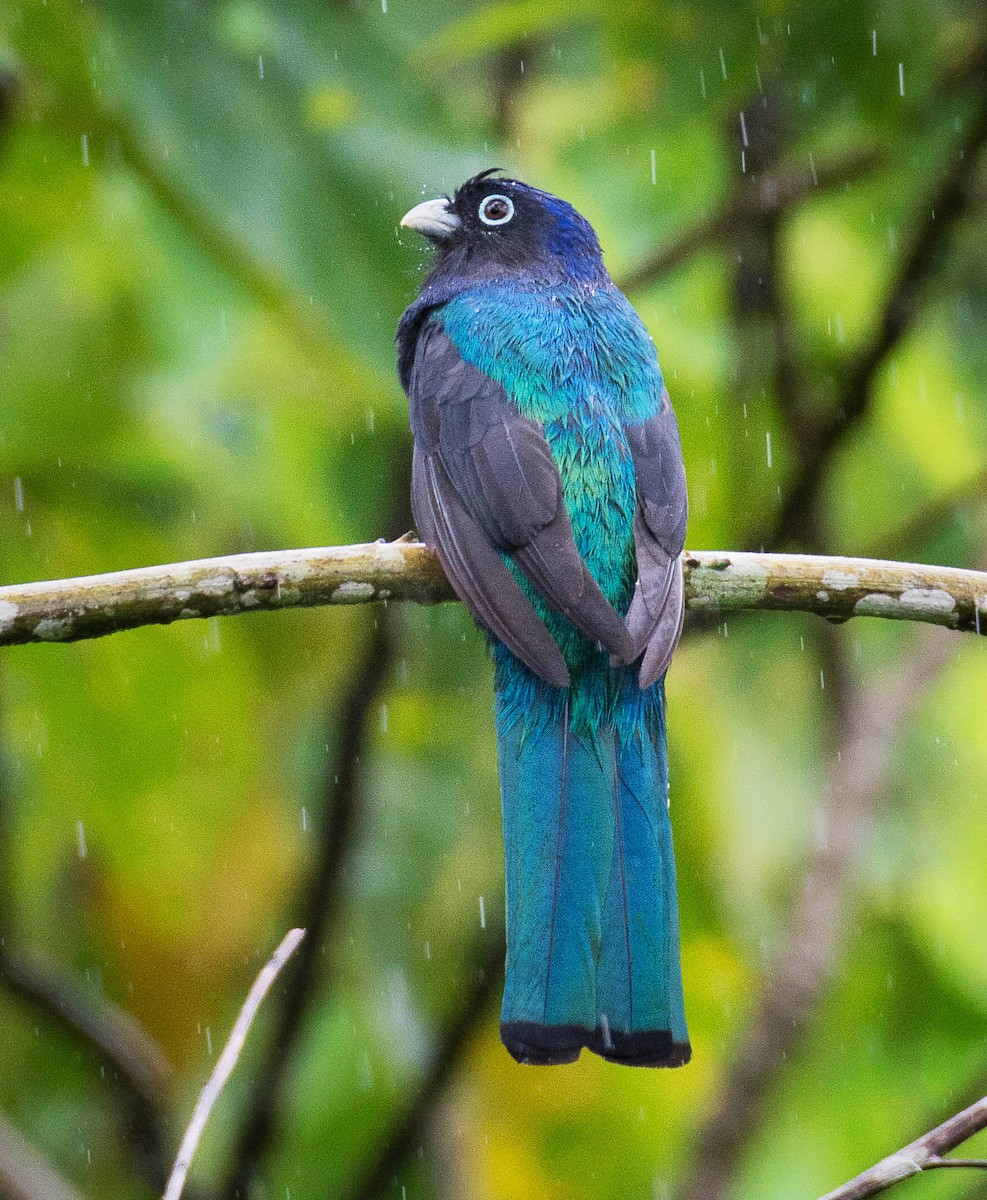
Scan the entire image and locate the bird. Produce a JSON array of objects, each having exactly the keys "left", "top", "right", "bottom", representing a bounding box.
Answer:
[{"left": 396, "top": 171, "right": 689, "bottom": 1067}]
